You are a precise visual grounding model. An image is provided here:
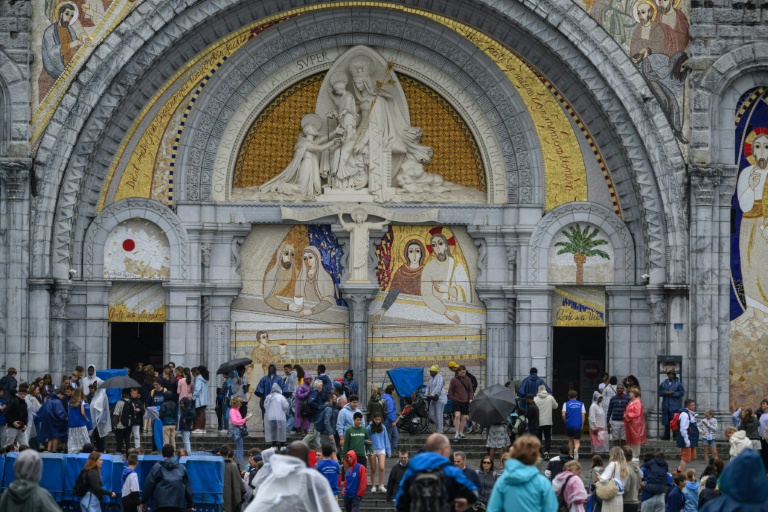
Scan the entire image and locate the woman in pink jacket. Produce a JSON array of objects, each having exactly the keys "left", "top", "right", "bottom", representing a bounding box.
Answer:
[
  {"left": 177, "top": 368, "right": 194, "bottom": 402},
  {"left": 228, "top": 396, "right": 252, "bottom": 464}
]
